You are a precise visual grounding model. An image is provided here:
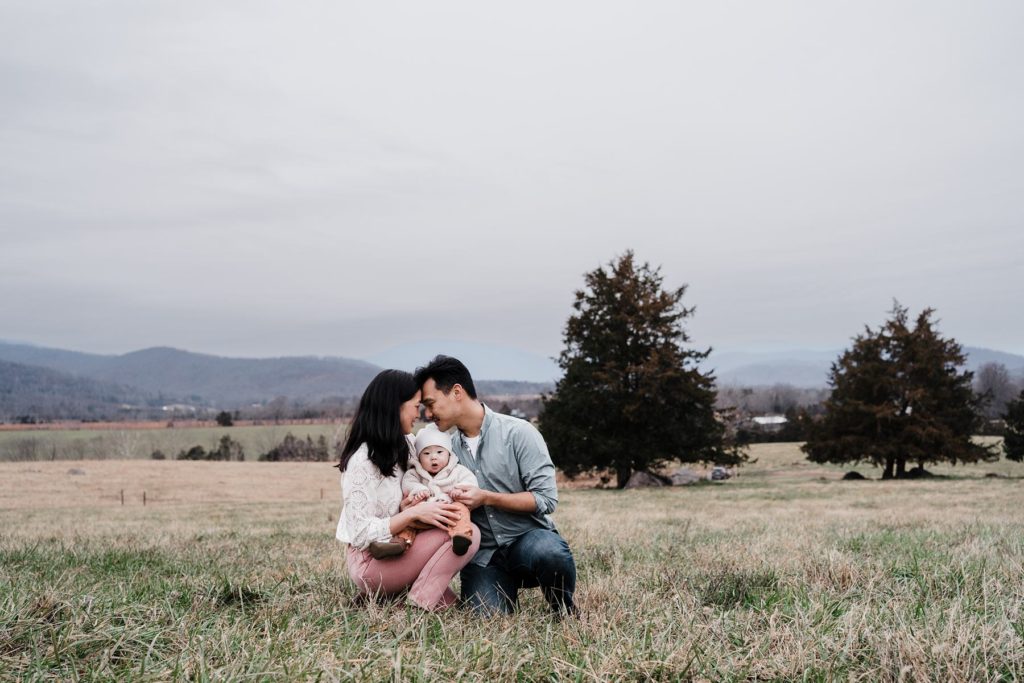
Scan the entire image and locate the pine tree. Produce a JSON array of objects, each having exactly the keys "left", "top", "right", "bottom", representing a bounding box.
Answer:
[
  {"left": 539, "top": 251, "right": 744, "bottom": 488},
  {"left": 1003, "top": 389, "right": 1024, "bottom": 463},
  {"left": 803, "top": 303, "right": 995, "bottom": 478}
]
